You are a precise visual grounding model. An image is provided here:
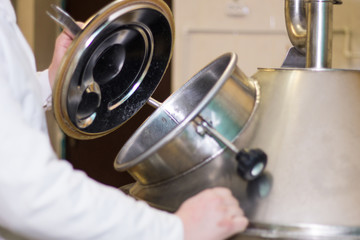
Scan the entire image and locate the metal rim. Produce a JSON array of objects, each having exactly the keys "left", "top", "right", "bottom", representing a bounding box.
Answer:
[
  {"left": 257, "top": 67, "right": 360, "bottom": 72},
  {"left": 114, "top": 52, "right": 239, "bottom": 171},
  {"left": 53, "top": 0, "right": 174, "bottom": 140},
  {"left": 242, "top": 222, "right": 360, "bottom": 239}
]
